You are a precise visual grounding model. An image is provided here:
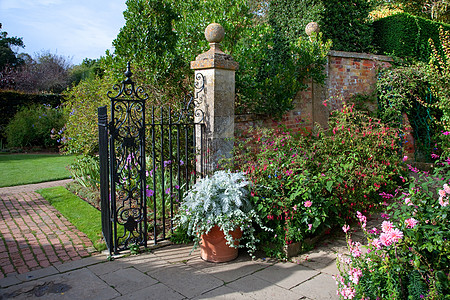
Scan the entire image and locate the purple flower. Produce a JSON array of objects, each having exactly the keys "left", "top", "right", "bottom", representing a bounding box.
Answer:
[
  {"left": 165, "top": 188, "right": 171, "bottom": 194},
  {"left": 146, "top": 188, "right": 154, "bottom": 197}
]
